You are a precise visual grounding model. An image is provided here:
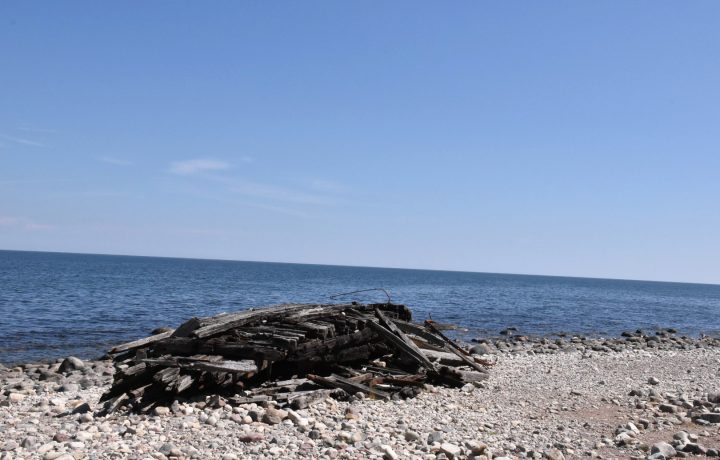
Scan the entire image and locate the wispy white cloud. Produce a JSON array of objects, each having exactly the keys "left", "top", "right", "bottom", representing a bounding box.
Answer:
[
  {"left": 170, "top": 159, "right": 230, "bottom": 175},
  {"left": 228, "top": 181, "right": 333, "bottom": 205},
  {"left": 98, "top": 156, "right": 133, "bottom": 166},
  {"left": 0, "top": 216, "right": 55, "bottom": 231},
  {"left": 15, "top": 126, "right": 57, "bottom": 134},
  {"left": 0, "top": 133, "right": 45, "bottom": 147},
  {"left": 307, "top": 178, "right": 347, "bottom": 193}
]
